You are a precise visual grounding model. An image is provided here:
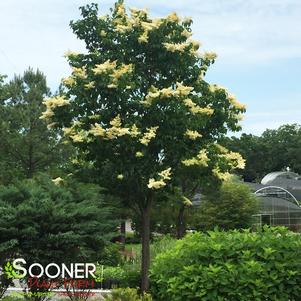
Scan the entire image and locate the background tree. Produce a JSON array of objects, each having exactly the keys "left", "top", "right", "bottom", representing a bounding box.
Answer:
[
  {"left": 0, "top": 74, "right": 5, "bottom": 97},
  {"left": 135, "top": 195, "right": 194, "bottom": 238},
  {"left": 223, "top": 124, "right": 301, "bottom": 182},
  {"left": 153, "top": 190, "right": 195, "bottom": 239},
  {"left": 261, "top": 124, "right": 301, "bottom": 174},
  {"left": 0, "top": 68, "right": 70, "bottom": 184},
  {"left": 191, "top": 180, "right": 259, "bottom": 230},
  {"left": 222, "top": 134, "right": 267, "bottom": 182},
  {"left": 43, "top": 1, "right": 246, "bottom": 290}
]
